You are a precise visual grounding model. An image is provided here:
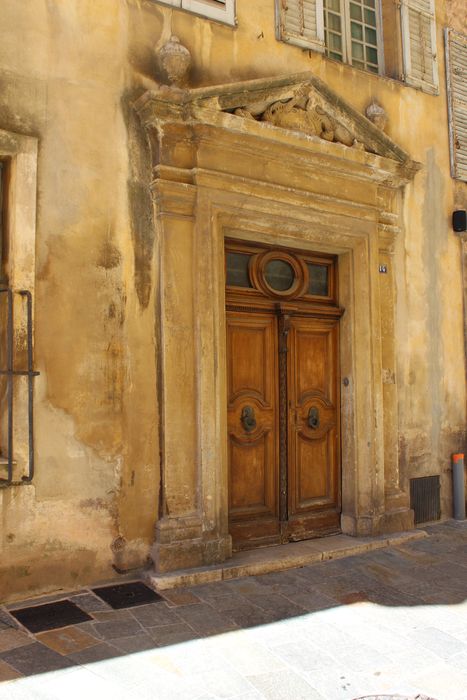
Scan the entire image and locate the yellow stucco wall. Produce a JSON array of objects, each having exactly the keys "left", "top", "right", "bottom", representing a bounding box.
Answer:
[{"left": 0, "top": 0, "right": 465, "bottom": 601}]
